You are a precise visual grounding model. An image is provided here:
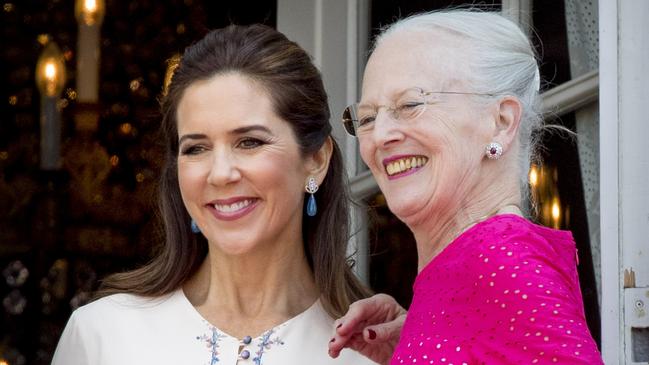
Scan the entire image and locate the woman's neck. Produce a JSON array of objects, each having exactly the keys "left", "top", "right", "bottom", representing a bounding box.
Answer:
[
  {"left": 410, "top": 182, "right": 523, "bottom": 272},
  {"left": 183, "top": 239, "right": 319, "bottom": 338}
]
